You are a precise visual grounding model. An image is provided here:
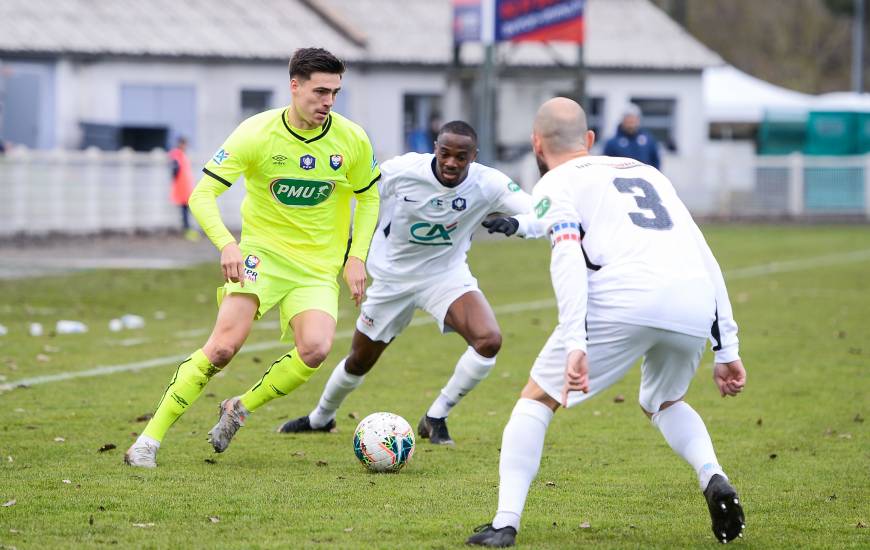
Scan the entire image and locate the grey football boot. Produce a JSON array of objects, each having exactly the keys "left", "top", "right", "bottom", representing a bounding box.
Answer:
[{"left": 207, "top": 397, "right": 249, "bottom": 453}]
